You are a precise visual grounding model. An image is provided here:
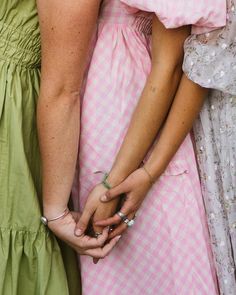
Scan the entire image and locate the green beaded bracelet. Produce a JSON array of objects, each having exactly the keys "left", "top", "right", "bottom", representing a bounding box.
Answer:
[
  {"left": 94, "top": 171, "right": 112, "bottom": 190},
  {"left": 102, "top": 173, "right": 112, "bottom": 189}
]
